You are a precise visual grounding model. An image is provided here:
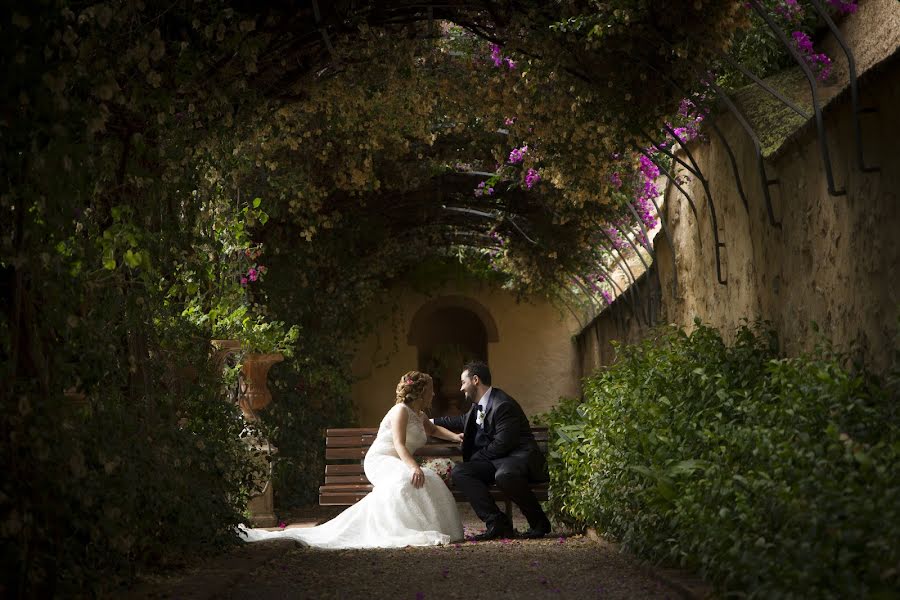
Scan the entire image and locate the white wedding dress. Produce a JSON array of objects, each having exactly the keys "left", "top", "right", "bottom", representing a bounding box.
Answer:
[{"left": 238, "top": 403, "right": 464, "bottom": 548}]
